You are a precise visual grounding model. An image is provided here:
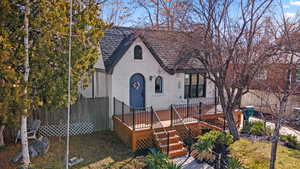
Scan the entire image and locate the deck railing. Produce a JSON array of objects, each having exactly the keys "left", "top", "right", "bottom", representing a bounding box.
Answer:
[
  {"left": 172, "top": 101, "right": 204, "bottom": 124},
  {"left": 113, "top": 97, "right": 154, "bottom": 130}
]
